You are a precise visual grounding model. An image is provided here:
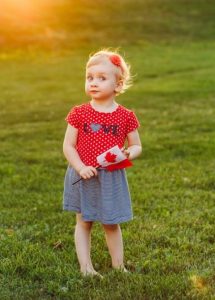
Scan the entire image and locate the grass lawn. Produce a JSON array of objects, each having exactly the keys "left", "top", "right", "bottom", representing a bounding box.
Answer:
[{"left": 0, "top": 1, "right": 215, "bottom": 299}]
